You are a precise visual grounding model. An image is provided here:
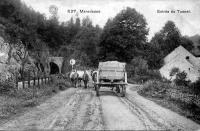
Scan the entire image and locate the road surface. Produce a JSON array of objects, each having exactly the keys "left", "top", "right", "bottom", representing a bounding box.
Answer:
[{"left": 0, "top": 84, "right": 200, "bottom": 130}]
